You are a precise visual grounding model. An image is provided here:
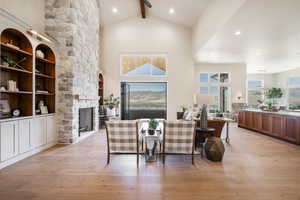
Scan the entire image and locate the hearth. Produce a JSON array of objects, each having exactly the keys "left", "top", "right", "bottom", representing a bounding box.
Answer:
[{"left": 79, "top": 108, "right": 94, "bottom": 137}]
